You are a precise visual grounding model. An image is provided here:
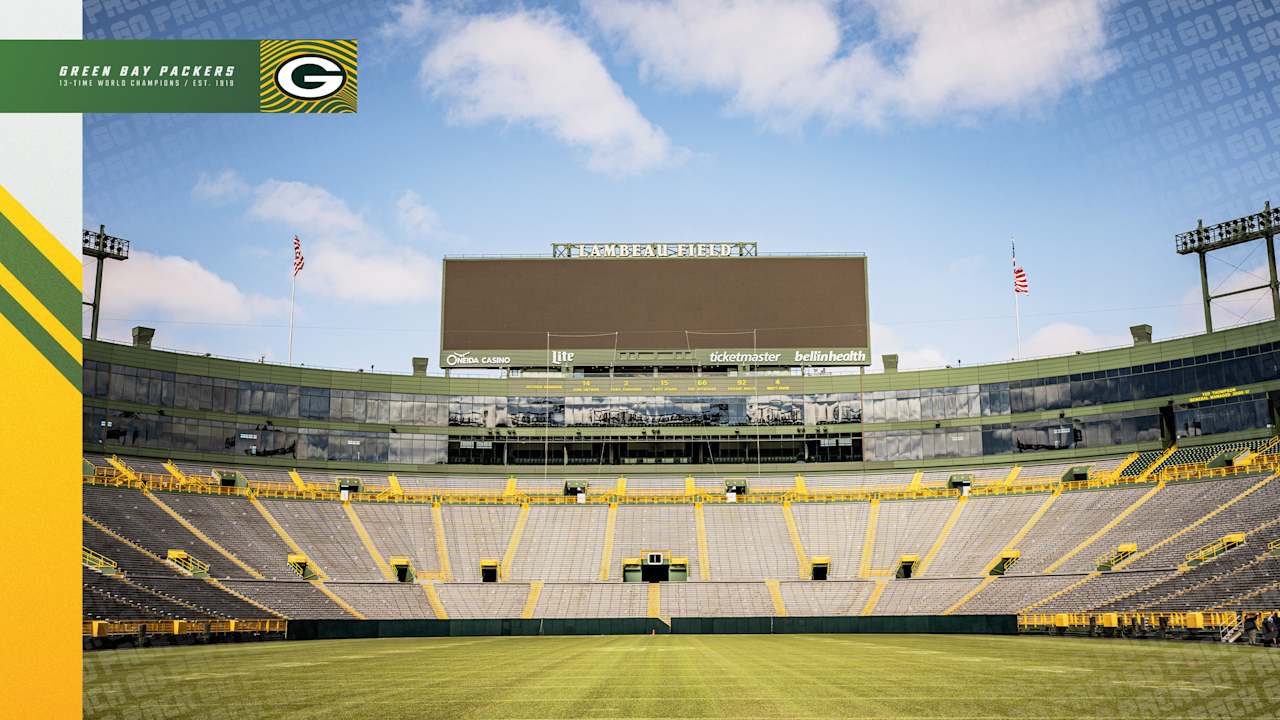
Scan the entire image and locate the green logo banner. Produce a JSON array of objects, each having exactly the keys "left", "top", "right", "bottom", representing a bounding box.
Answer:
[{"left": 0, "top": 40, "right": 357, "bottom": 113}]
